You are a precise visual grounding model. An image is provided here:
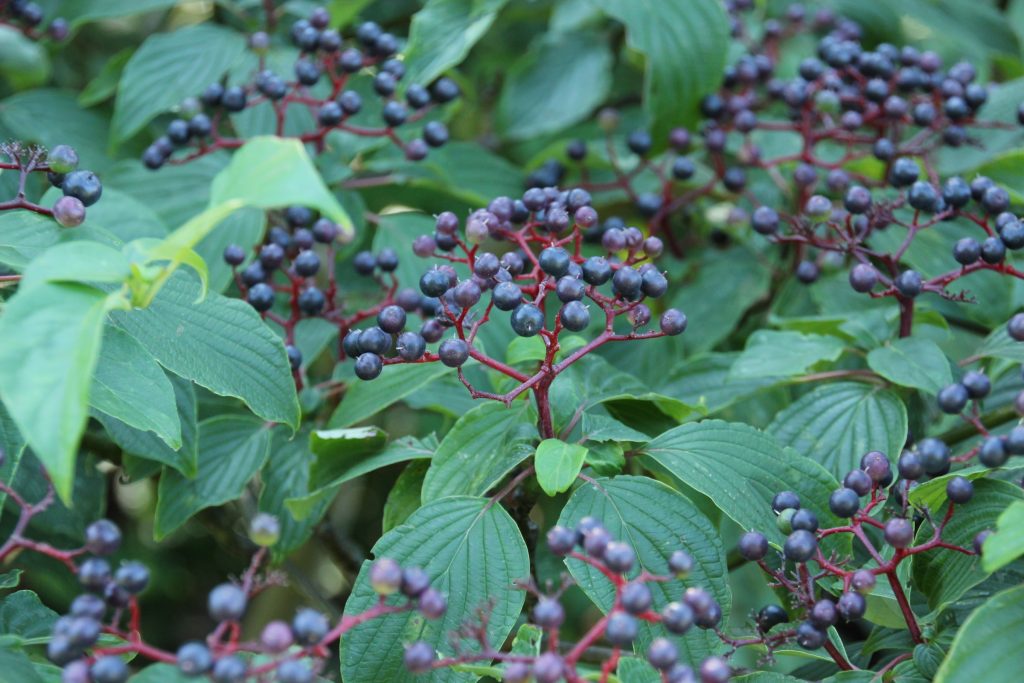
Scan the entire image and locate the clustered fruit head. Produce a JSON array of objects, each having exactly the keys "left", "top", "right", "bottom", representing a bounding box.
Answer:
[
  {"left": 222, "top": 205, "right": 411, "bottom": 381},
  {"left": 0, "top": 142, "right": 100, "bottom": 227},
  {"left": 738, "top": 446, "right": 984, "bottom": 653},
  {"left": 48, "top": 514, "right": 446, "bottom": 683},
  {"left": 402, "top": 518, "right": 733, "bottom": 682},
  {"left": 142, "top": 7, "right": 459, "bottom": 170},
  {"left": 346, "top": 187, "right": 686, "bottom": 383},
  {"left": 3, "top": 0, "right": 68, "bottom": 40},
  {"left": 549, "top": 6, "right": 1024, "bottom": 318}
]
